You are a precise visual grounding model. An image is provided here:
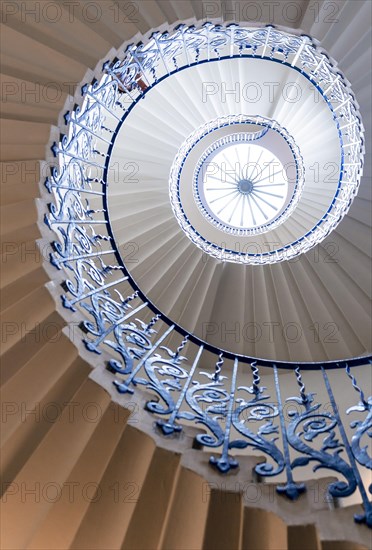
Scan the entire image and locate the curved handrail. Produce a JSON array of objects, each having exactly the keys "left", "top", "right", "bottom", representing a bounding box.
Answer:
[{"left": 40, "top": 22, "right": 371, "bottom": 527}]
